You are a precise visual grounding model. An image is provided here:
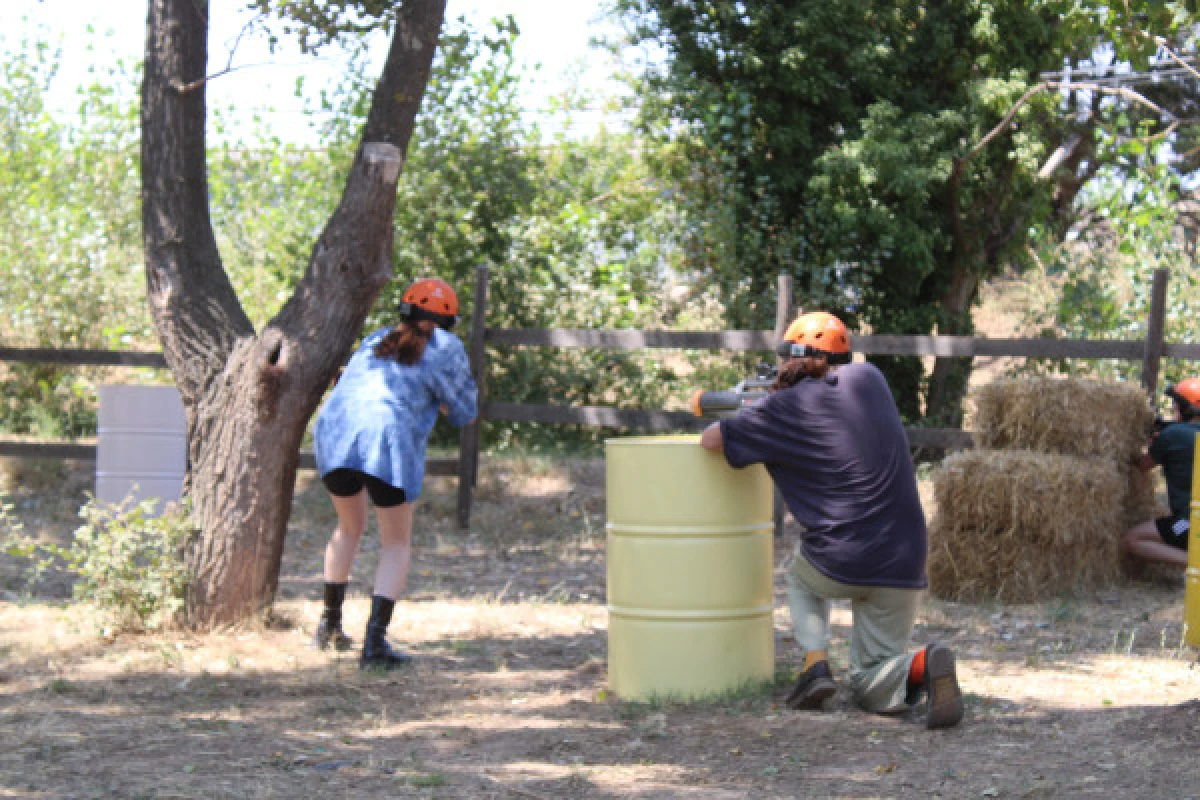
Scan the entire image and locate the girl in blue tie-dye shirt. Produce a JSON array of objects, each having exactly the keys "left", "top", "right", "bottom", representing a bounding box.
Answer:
[{"left": 313, "top": 278, "right": 477, "bottom": 669}]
